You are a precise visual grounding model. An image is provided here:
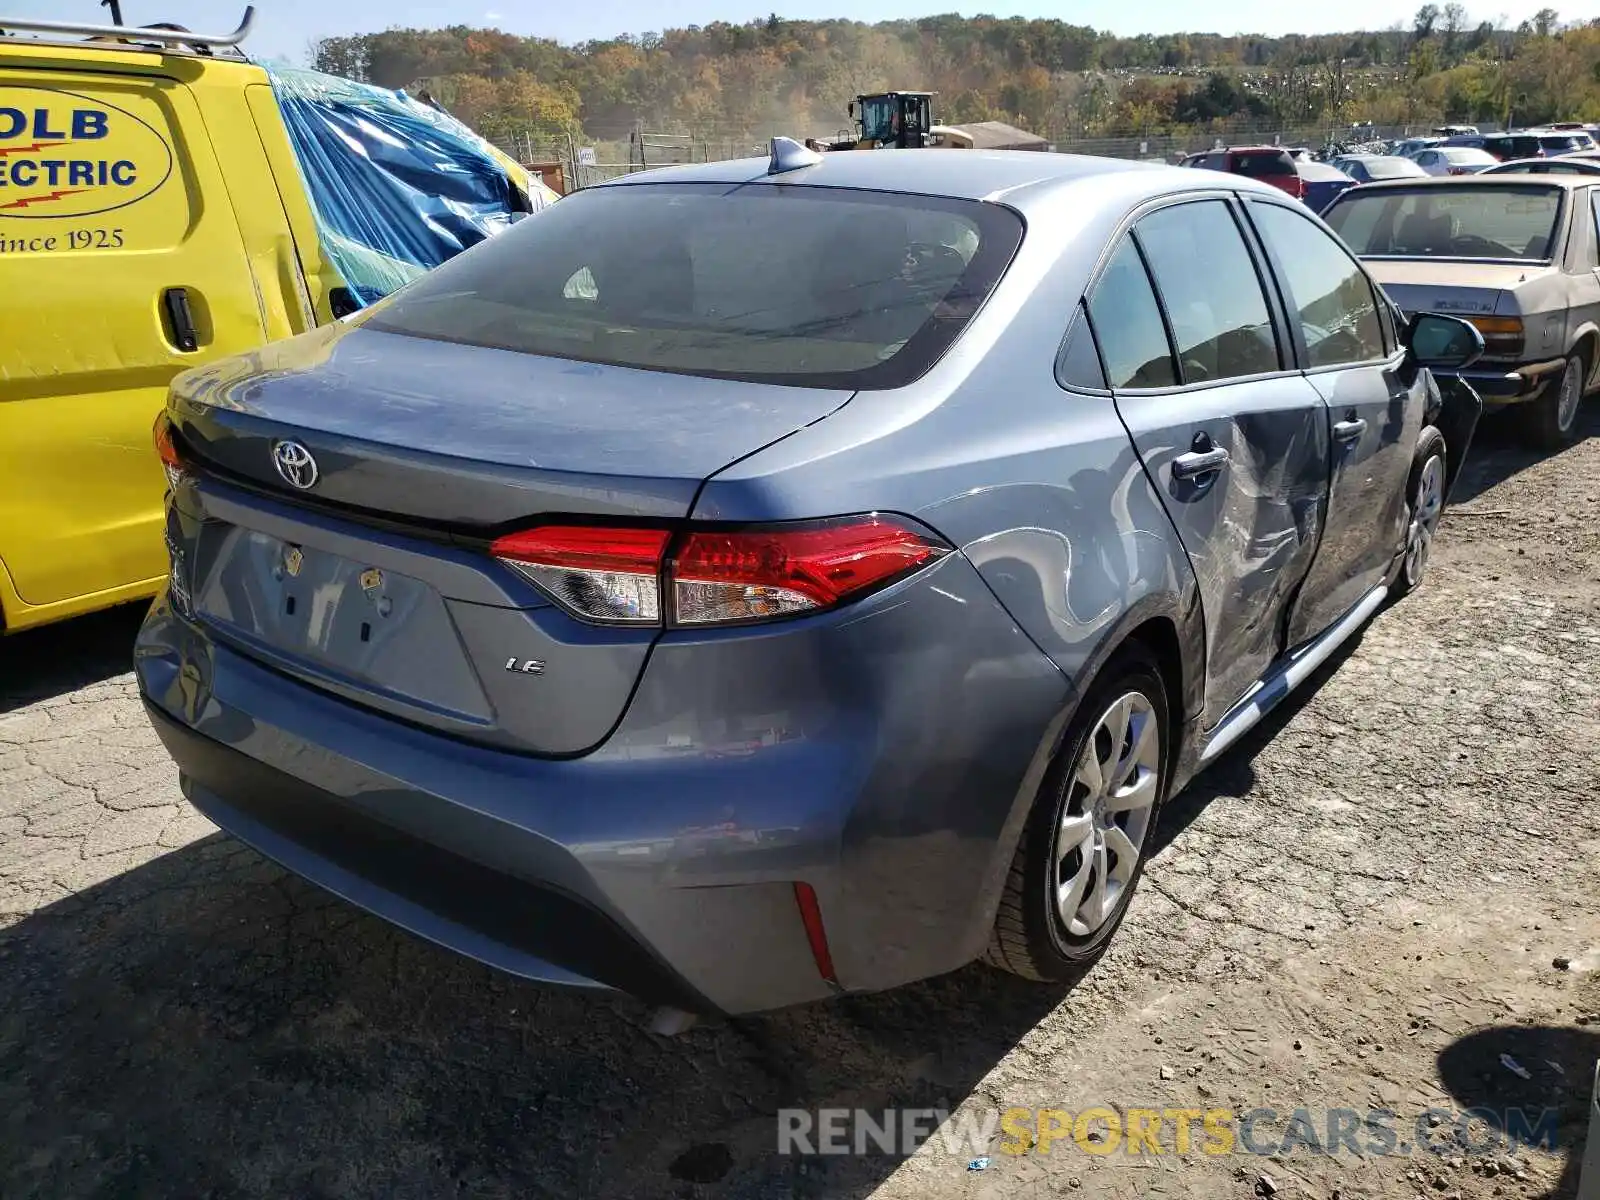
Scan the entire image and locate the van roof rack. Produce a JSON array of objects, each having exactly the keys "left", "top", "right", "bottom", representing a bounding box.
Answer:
[{"left": 0, "top": 5, "right": 254, "bottom": 50}]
